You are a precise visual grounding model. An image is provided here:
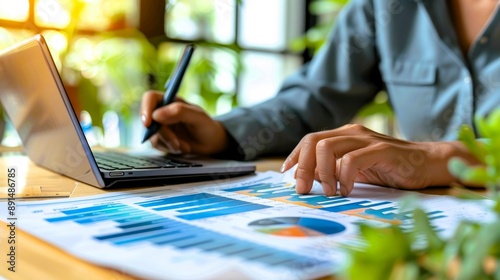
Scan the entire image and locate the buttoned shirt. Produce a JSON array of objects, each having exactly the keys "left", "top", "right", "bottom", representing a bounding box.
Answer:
[{"left": 217, "top": 0, "right": 500, "bottom": 160}]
